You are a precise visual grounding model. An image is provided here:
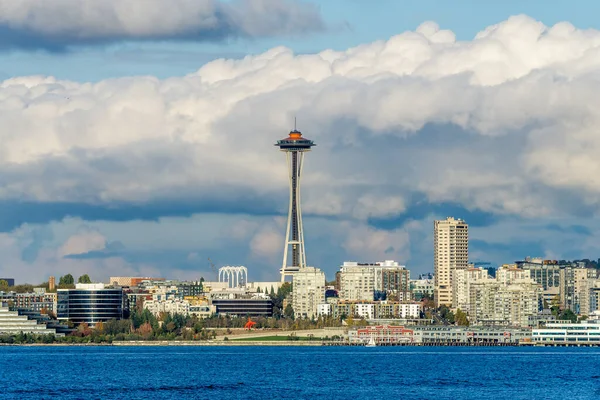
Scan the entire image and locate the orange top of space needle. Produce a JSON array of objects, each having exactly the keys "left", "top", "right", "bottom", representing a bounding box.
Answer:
[{"left": 275, "top": 121, "right": 316, "bottom": 151}]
